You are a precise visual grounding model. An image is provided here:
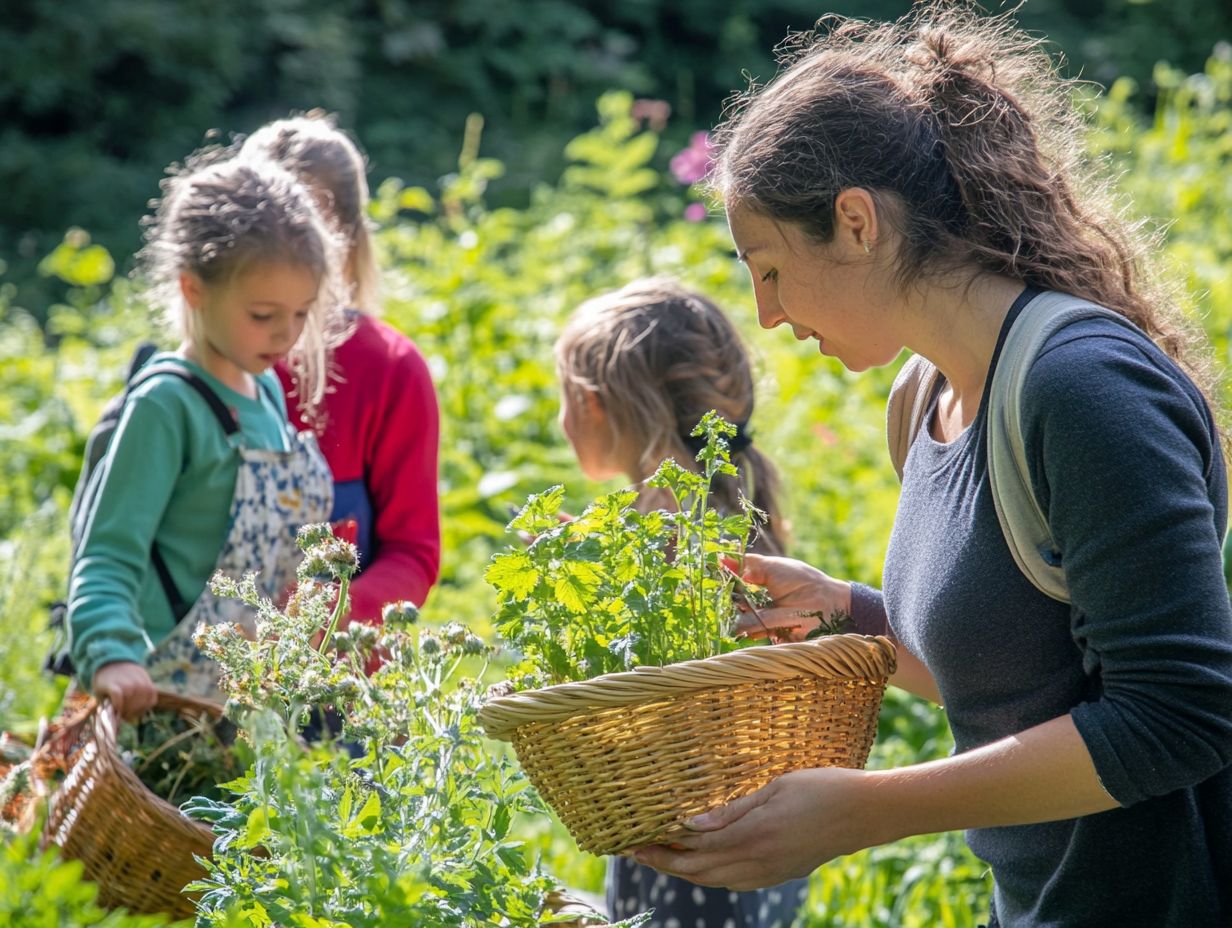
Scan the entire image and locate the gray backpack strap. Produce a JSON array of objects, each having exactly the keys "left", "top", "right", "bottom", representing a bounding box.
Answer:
[
  {"left": 886, "top": 353, "right": 944, "bottom": 480},
  {"left": 987, "top": 291, "right": 1142, "bottom": 604}
]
